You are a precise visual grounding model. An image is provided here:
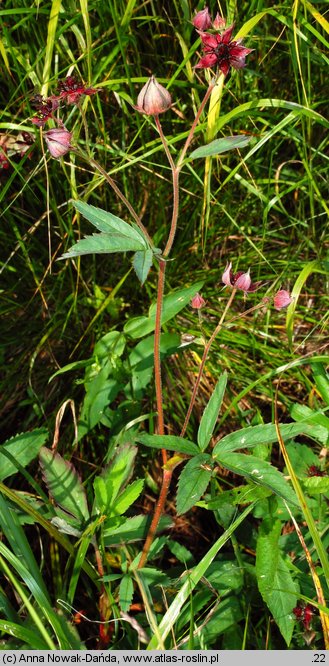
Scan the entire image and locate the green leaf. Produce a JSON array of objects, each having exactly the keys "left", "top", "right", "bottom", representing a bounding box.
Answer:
[
  {"left": 0, "top": 429, "right": 48, "bottom": 481},
  {"left": 132, "top": 248, "right": 154, "bottom": 284},
  {"left": 176, "top": 454, "right": 213, "bottom": 515},
  {"left": 124, "top": 281, "right": 204, "bottom": 339},
  {"left": 290, "top": 403, "right": 329, "bottom": 443},
  {"left": 0, "top": 620, "right": 49, "bottom": 649},
  {"left": 215, "top": 452, "right": 298, "bottom": 506},
  {"left": 78, "top": 376, "right": 121, "bottom": 440},
  {"left": 302, "top": 477, "right": 329, "bottom": 495},
  {"left": 72, "top": 201, "right": 147, "bottom": 245},
  {"left": 60, "top": 231, "right": 145, "bottom": 259},
  {"left": 311, "top": 362, "right": 329, "bottom": 407},
  {"left": 201, "top": 597, "right": 244, "bottom": 646},
  {"left": 256, "top": 519, "right": 299, "bottom": 645},
  {"left": 146, "top": 503, "right": 255, "bottom": 649},
  {"left": 137, "top": 434, "right": 199, "bottom": 456},
  {"left": 105, "top": 444, "right": 138, "bottom": 507},
  {"left": 103, "top": 514, "right": 173, "bottom": 545},
  {"left": 113, "top": 479, "right": 144, "bottom": 516},
  {"left": 39, "top": 448, "right": 90, "bottom": 526},
  {"left": 197, "top": 372, "right": 227, "bottom": 451},
  {"left": 213, "top": 421, "right": 315, "bottom": 456},
  {"left": 126, "top": 332, "right": 181, "bottom": 400},
  {"left": 119, "top": 574, "right": 134, "bottom": 612},
  {"left": 93, "top": 476, "right": 108, "bottom": 514},
  {"left": 286, "top": 261, "right": 328, "bottom": 346},
  {"left": 189, "top": 135, "right": 252, "bottom": 160}
]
